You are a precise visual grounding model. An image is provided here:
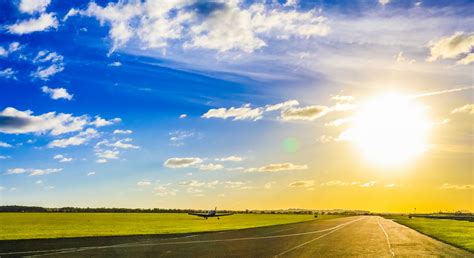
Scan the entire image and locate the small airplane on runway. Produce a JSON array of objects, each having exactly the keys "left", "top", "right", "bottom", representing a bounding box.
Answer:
[{"left": 188, "top": 207, "right": 233, "bottom": 220}]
